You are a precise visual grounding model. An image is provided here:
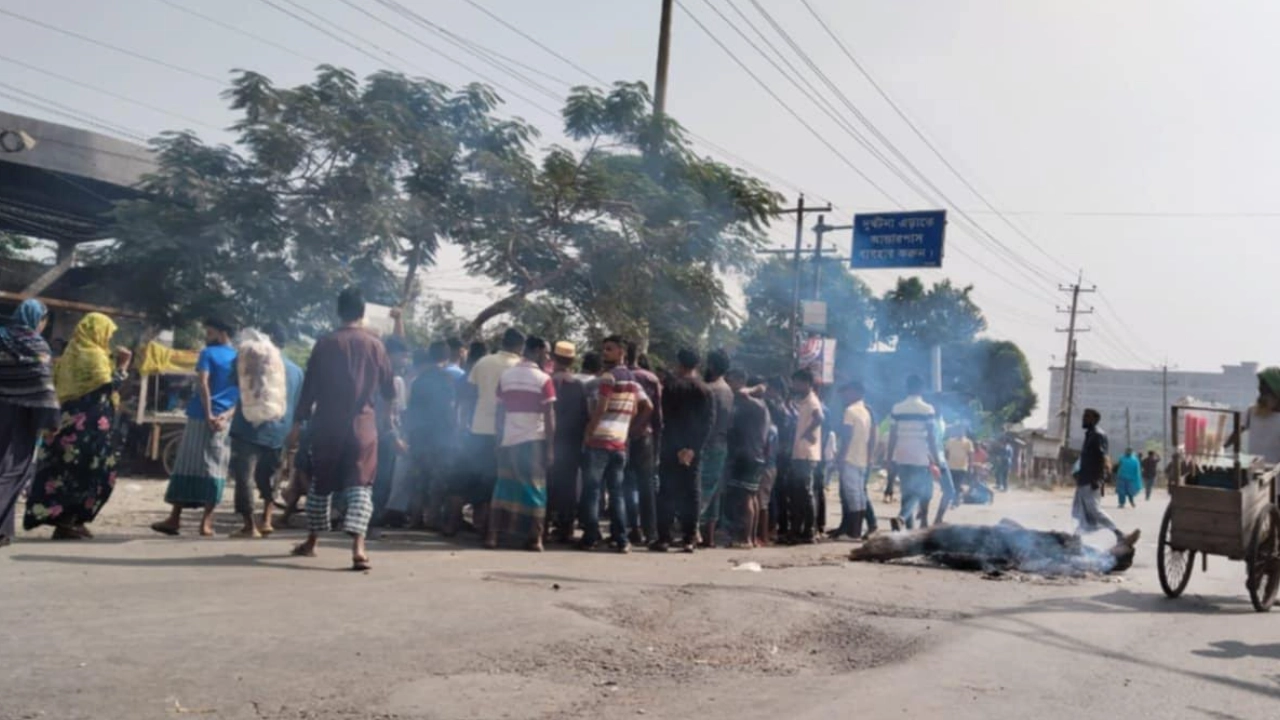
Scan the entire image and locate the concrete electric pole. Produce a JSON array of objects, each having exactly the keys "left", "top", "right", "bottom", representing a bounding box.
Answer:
[{"left": 1057, "top": 273, "right": 1095, "bottom": 454}]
